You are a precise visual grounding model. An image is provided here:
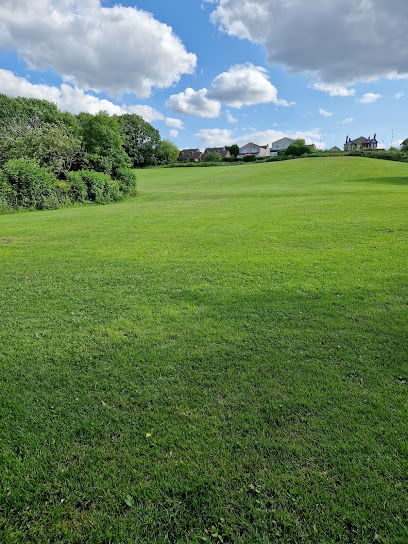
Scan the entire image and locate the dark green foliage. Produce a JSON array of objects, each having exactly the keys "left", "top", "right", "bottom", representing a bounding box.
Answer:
[
  {"left": 54, "top": 180, "right": 74, "bottom": 206},
  {"left": 400, "top": 138, "right": 408, "bottom": 153},
  {"left": 65, "top": 171, "right": 89, "bottom": 203},
  {"left": 66, "top": 169, "right": 123, "bottom": 204},
  {"left": 79, "top": 111, "right": 130, "bottom": 175},
  {"left": 284, "top": 139, "right": 312, "bottom": 157},
  {"left": 118, "top": 113, "right": 160, "bottom": 167},
  {"left": 225, "top": 144, "right": 240, "bottom": 157},
  {"left": 115, "top": 167, "right": 138, "bottom": 195},
  {"left": 204, "top": 152, "right": 222, "bottom": 162},
  {"left": 2, "top": 158, "right": 58, "bottom": 209},
  {"left": 243, "top": 154, "right": 256, "bottom": 162},
  {"left": 0, "top": 122, "right": 82, "bottom": 177}
]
